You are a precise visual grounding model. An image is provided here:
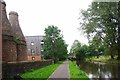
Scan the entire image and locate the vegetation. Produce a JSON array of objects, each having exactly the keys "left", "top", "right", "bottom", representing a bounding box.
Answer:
[
  {"left": 85, "top": 56, "right": 120, "bottom": 64},
  {"left": 68, "top": 60, "right": 89, "bottom": 79},
  {"left": 76, "top": 44, "right": 88, "bottom": 60},
  {"left": 70, "top": 39, "right": 119, "bottom": 63},
  {"left": 70, "top": 40, "right": 81, "bottom": 58},
  {"left": 43, "top": 25, "right": 68, "bottom": 63},
  {"left": 69, "top": 40, "right": 104, "bottom": 61},
  {"left": 69, "top": 40, "right": 119, "bottom": 64},
  {"left": 78, "top": 2, "right": 120, "bottom": 60},
  {"left": 21, "top": 61, "right": 62, "bottom": 79}
]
